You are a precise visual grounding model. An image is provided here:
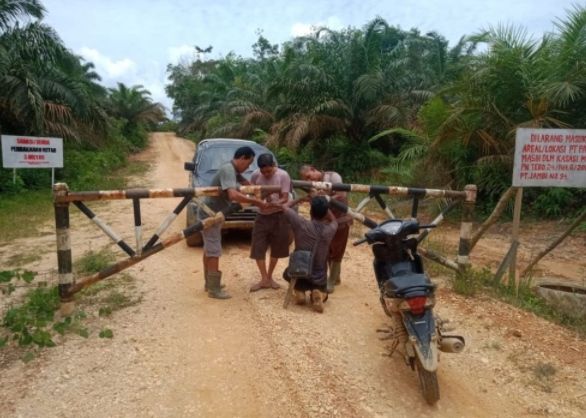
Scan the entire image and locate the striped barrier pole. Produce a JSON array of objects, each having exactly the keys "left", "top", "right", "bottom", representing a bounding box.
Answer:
[
  {"left": 53, "top": 183, "right": 75, "bottom": 315},
  {"left": 324, "top": 196, "right": 378, "bottom": 228},
  {"left": 143, "top": 196, "right": 192, "bottom": 251},
  {"left": 416, "top": 201, "right": 458, "bottom": 243},
  {"left": 73, "top": 201, "right": 136, "bottom": 257},
  {"left": 292, "top": 180, "right": 468, "bottom": 199},
  {"left": 53, "top": 184, "right": 281, "bottom": 203},
  {"left": 133, "top": 198, "right": 143, "bottom": 256},
  {"left": 456, "top": 185, "right": 478, "bottom": 287},
  {"left": 320, "top": 185, "right": 476, "bottom": 277}
]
